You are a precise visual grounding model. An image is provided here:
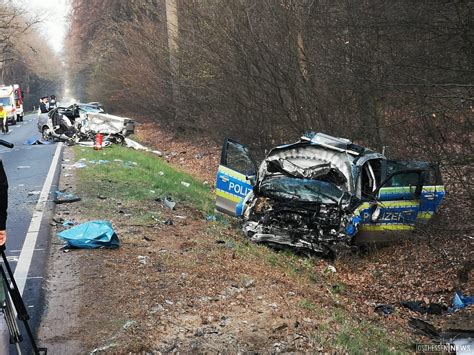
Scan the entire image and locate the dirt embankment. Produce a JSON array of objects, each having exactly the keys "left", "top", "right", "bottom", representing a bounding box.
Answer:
[{"left": 38, "top": 123, "right": 473, "bottom": 353}]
